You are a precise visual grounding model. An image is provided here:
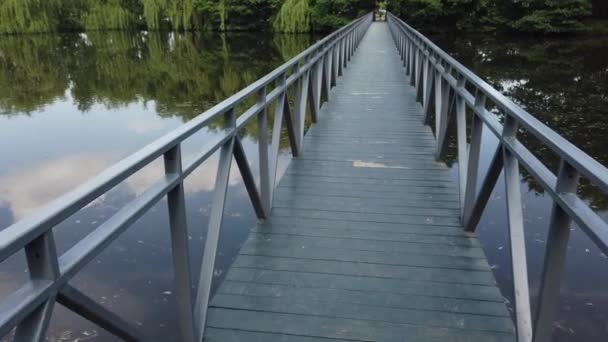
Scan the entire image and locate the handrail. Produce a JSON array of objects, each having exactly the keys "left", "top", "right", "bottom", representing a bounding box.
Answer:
[
  {"left": 388, "top": 11, "right": 608, "bottom": 342},
  {"left": 0, "top": 13, "right": 373, "bottom": 341}
]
